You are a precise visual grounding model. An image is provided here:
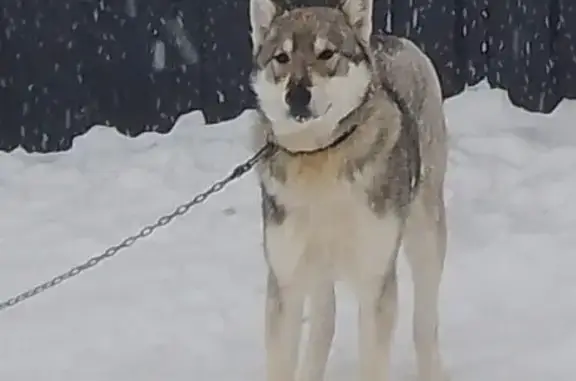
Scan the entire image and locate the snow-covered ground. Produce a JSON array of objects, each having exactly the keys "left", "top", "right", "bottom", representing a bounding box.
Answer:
[{"left": 1, "top": 83, "right": 575, "bottom": 380}]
